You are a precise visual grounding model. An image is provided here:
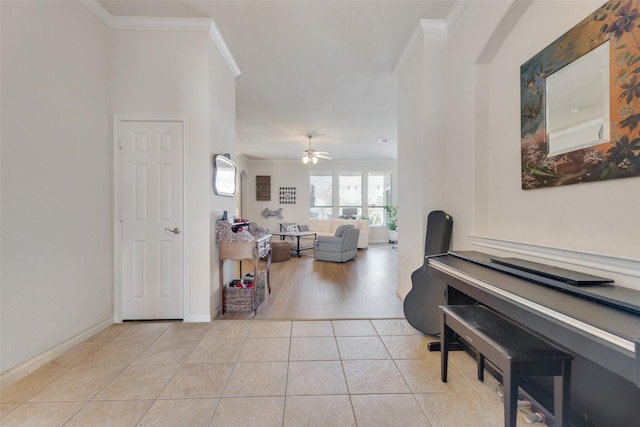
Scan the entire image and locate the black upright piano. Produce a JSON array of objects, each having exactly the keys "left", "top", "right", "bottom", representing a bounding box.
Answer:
[{"left": 425, "top": 251, "right": 640, "bottom": 427}]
